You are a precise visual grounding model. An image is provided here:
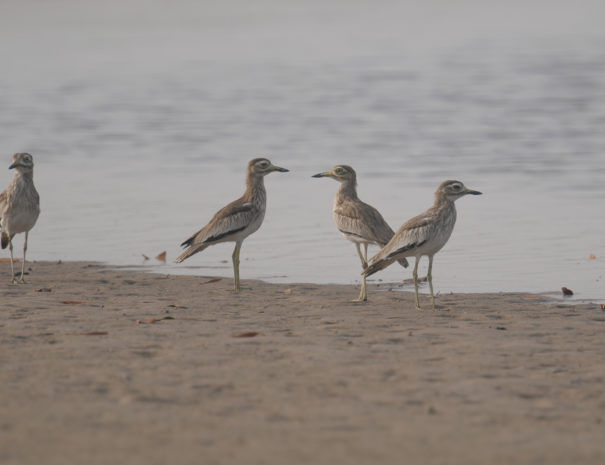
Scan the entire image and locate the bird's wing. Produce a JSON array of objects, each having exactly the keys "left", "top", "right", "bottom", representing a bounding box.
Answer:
[
  {"left": 370, "top": 209, "right": 435, "bottom": 263},
  {"left": 181, "top": 197, "right": 260, "bottom": 248},
  {"left": 334, "top": 199, "right": 395, "bottom": 246},
  {"left": 0, "top": 188, "right": 6, "bottom": 224}
]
